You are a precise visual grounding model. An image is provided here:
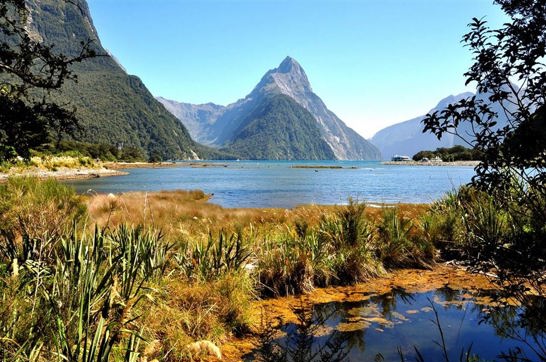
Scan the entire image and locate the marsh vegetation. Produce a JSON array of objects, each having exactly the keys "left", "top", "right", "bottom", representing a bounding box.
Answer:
[{"left": 0, "top": 177, "right": 544, "bottom": 361}]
